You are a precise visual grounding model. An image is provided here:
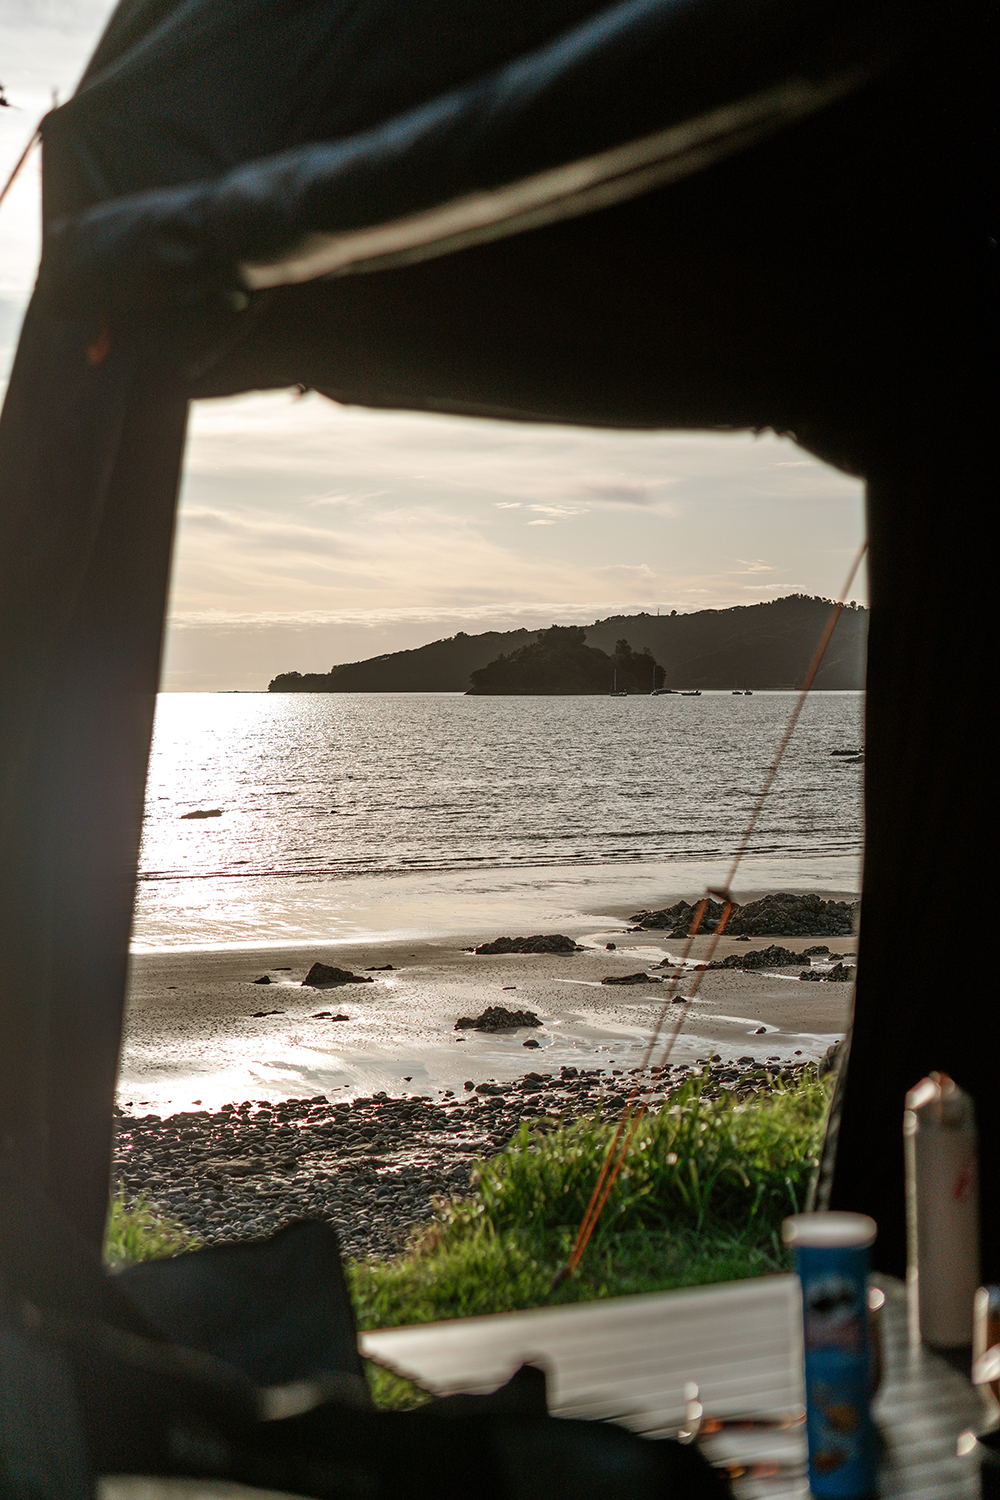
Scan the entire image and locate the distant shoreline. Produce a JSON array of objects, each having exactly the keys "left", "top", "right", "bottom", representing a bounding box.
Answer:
[{"left": 267, "top": 596, "right": 867, "bottom": 695}]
